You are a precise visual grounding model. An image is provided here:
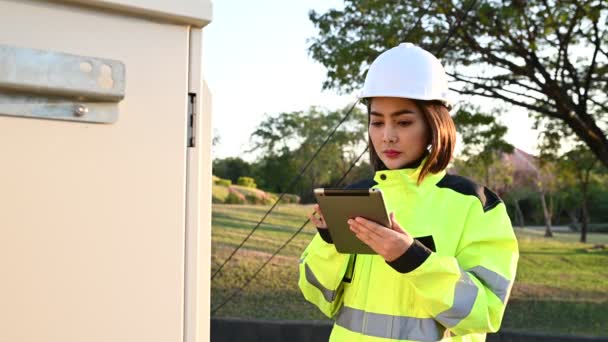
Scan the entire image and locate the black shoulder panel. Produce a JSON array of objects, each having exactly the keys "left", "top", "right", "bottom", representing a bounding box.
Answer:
[
  {"left": 436, "top": 174, "right": 502, "bottom": 212},
  {"left": 344, "top": 178, "right": 377, "bottom": 189}
]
